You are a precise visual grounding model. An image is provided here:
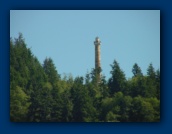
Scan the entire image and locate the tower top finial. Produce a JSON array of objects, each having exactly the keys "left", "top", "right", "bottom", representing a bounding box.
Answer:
[
  {"left": 96, "top": 36, "right": 99, "bottom": 41},
  {"left": 95, "top": 37, "right": 100, "bottom": 43}
]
